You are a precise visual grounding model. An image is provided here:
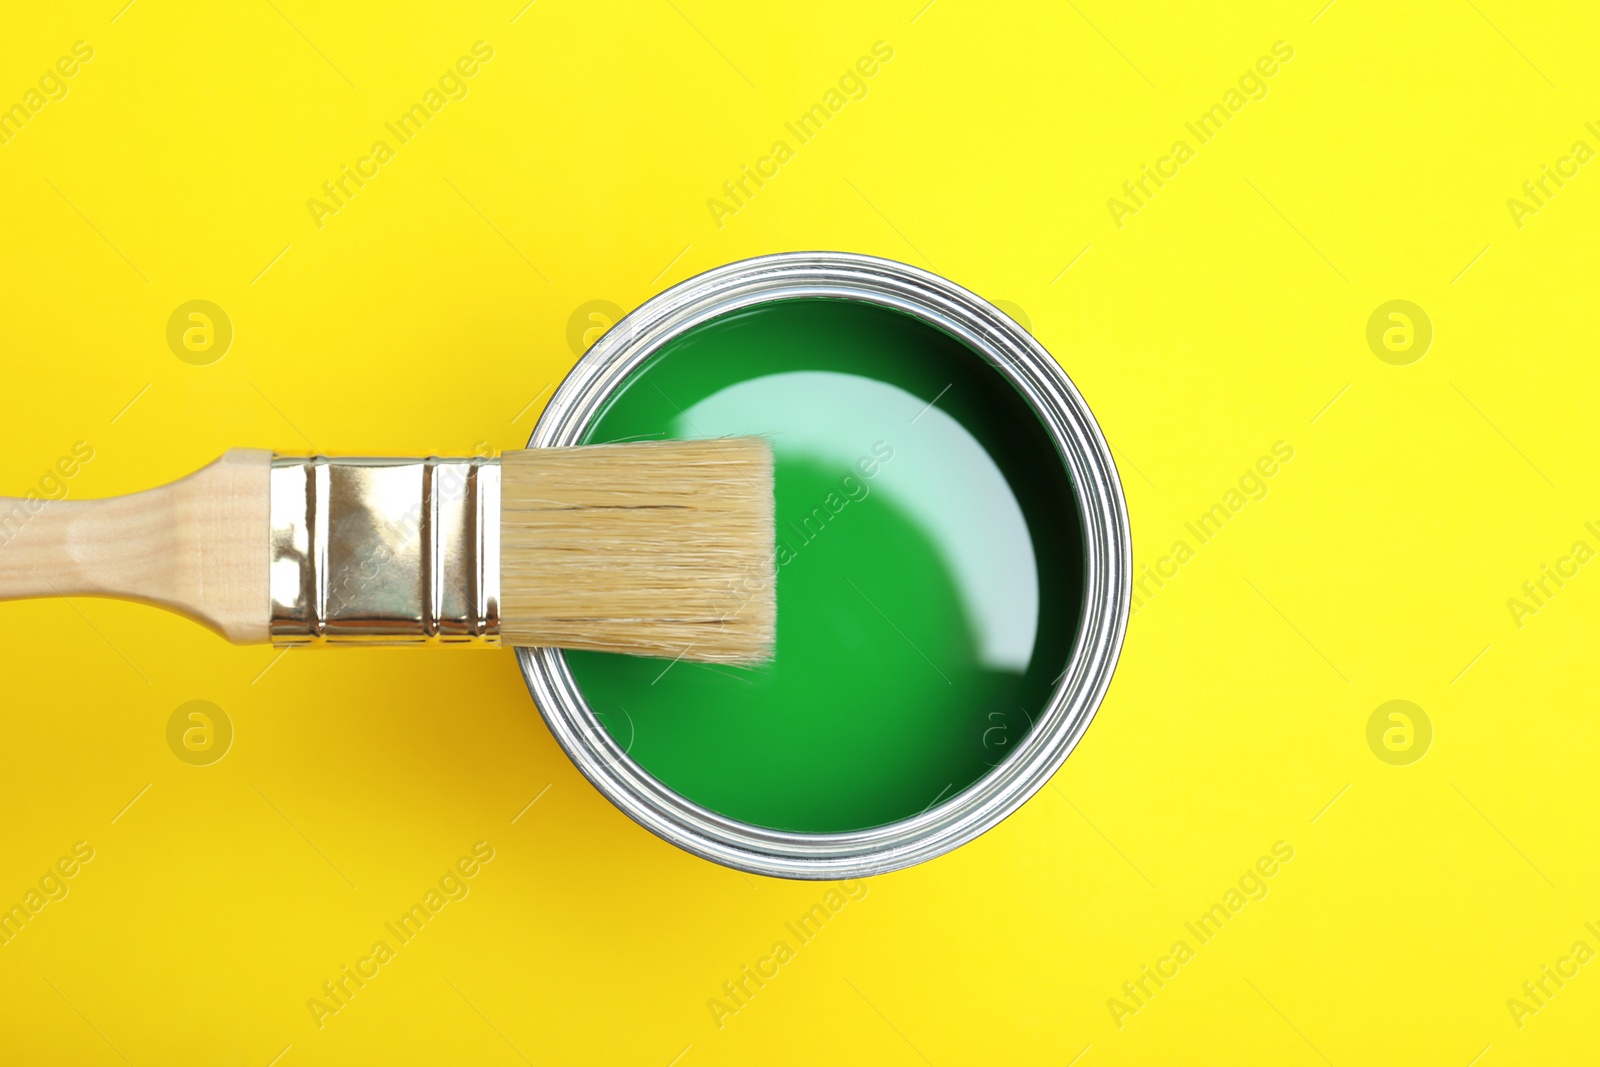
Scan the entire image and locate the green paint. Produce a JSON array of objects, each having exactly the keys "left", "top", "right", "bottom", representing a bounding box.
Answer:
[{"left": 568, "top": 298, "right": 1084, "bottom": 832}]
